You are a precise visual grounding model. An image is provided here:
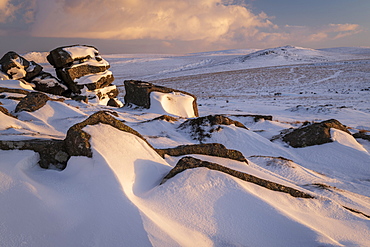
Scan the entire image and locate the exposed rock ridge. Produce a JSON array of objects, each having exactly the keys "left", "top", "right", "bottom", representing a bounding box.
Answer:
[
  {"left": 124, "top": 80, "right": 199, "bottom": 117},
  {"left": 178, "top": 114, "right": 247, "bottom": 143},
  {"left": 156, "top": 143, "right": 248, "bottom": 163},
  {"left": 161, "top": 156, "right": 314, "bottom": 198},
  {"left": 282, "top": 119, "right": 350, "bottom": 147},
  {"left": 65, "top": 111, "right": 155, "bottom": 157},
  {"left": 0, "top": 111, "right": 154, "bottom": 169}
]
